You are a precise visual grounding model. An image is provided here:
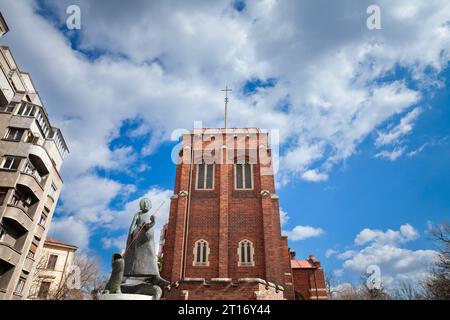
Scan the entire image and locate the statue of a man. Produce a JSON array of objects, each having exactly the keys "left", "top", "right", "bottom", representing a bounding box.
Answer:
[{"left": 123, "top": 198, "right": 168, "bottom": 286}]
